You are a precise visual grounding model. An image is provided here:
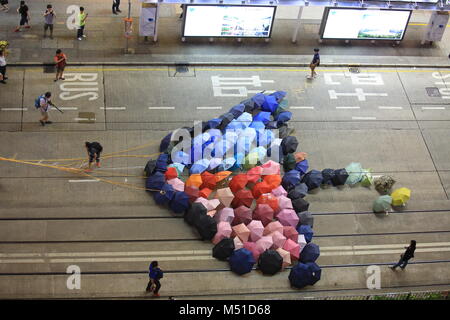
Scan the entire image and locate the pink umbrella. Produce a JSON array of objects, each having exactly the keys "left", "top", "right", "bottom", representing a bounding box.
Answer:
[
  {"left": 270, "top": 230, "right": 287, "bottom": 249},
  {"left": 233, "top": 206, "right": 253, "bottom": 225},
  {"left": 212, "top": 221, "right": 232, "bottom": 245},
  {"left": 283, "top": 238, "right": 300, "bottom": 261},
  {"left": 271, "top": 185, "right": 287, "bottom": 197},
  {"left": 247, "top": 166, "right": 263, "bottom": 184},
  {"left": 247, "top": 220, "right": 265, "bottom": 242},
  {"left": 216, "top": 187, "right": 234, "bottom": 207},
  {"left": 253, "top": 204, "right": 274, "bottom": 226},
  {"left": 298, "top": 234, "right": 307, "bottom": 253},
  {"left": 244, "top": 241, "right": 261, "bottom": 261},
  {"left": 208, "top": 199, "right": 221, "bottom": 211},
  {"left": 167, "top": 178, "right": 185, "bottom": 192},
  {"left": 233, "top": 236, "right": 244, "bottom": 250},
  {"left": 207, "top": 210, "right": 216, "bottom": 218},
  {"left": 255, "top": 236, "right": 273, "bottom": 254},
  {"left": 276, "top": 248, "right": 291, "bottom": 269},
  {"left": 263, "top": 221, "right": 284, "bottom": 236},
  {"left": 194, "top": 197, "right": 214, "bottom": 211},
  {"left": 215, "top": 207, "right": 234, "bottom": 224},
  {"left": 261, "top": 160, "right": 280, "bottom": 175},
  {"left": 283, "top": 226, "right": 299, "bottom": 243},
  {"left": 276, "top": 196, "right": 293, "bottom": 214},
  {"left": 277, "top": 209, "right": 299, "bottom": 227},
  {"left": 232, "top": 223, "right": 250, "bottom": 243}
]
